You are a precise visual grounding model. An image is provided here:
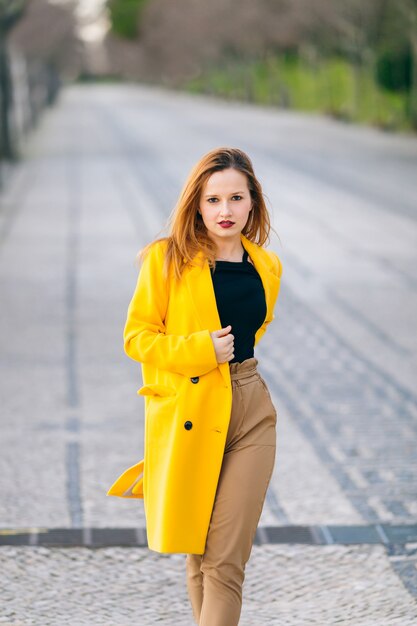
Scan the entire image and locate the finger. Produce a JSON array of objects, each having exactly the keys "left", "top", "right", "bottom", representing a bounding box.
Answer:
[
  {"left": 219, "top": 336, "right": 233, "bottom": 346},
  {"left": 217, "top": 325, "right": 232, "bottom": 337}
]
